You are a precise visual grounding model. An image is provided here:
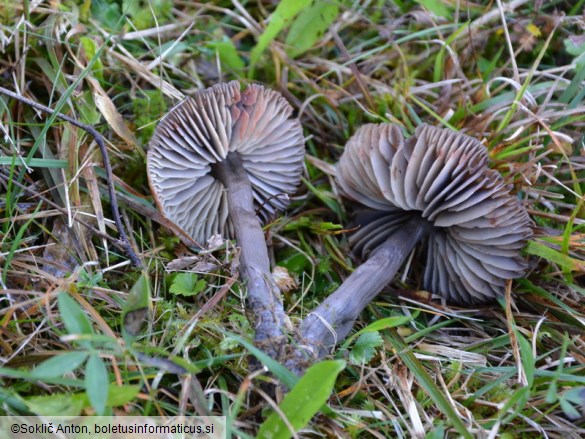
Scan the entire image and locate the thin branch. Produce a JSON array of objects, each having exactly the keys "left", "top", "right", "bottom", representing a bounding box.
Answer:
[
  {"left": 0, "top": 169, "right": 136, "bottom": 256},
  {"left": 331, "top": 30, "right": 375, "bottom": 110},
  {"left": 0, "top": 86, "right": 142, "bottom": 267}
]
